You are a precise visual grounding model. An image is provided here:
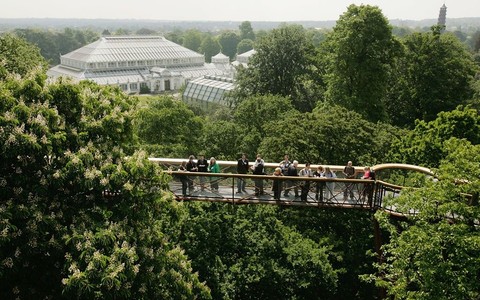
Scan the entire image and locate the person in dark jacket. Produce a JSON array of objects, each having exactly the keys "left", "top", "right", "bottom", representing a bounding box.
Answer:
[
  {"left": 237, "top": 153, "right": 249, "bottom": 193},
  {"left": 299, "top": 162, "right": 313, "bottom": 201},
  {"left": 285, "top": 160, "right": 299, "bottom": 197},
  {"left": 178, "top": 161, "right": 188, "bottom": 196},
  {"left": 272, "top": 167, "right": 283, "bottom": 200},
  {"left": 197, "top": 154, "right": 208, "bottom": 191}
]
